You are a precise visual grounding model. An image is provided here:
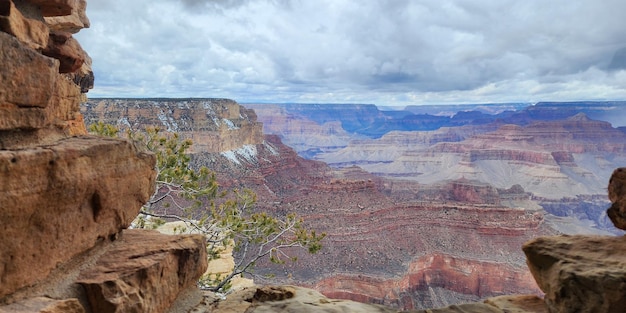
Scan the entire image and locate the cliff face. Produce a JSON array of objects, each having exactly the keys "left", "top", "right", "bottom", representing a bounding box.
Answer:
[
  {"left": 250, "top": 103, "right": 626, "bottom": 200},
  {"left": 0, "top": 2, "right": 207, "bottom": 313},
  {"left": 82, "top": 98, "right": 264, "bottom": 152},
  {"left": 317, "top": 115, "right": 626, "bottom": 200}
]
